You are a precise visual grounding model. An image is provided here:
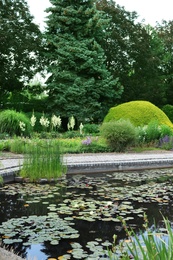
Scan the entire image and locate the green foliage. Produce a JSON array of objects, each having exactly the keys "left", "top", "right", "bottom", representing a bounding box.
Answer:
[
  {"left": 80, "top": 136, "right": 110, "bottom": 153},
  {"left": 100, "top": 120, "right": 137, "bottom": 152},
  {"left": 158, "top": 135, "right": 173, "bottom": 150},
  {"left": 20, "top": 140, "right": 66, "bottom": 182},
  {"left": 97, "top": 1, "right": 167, "bottom": 107},
  {"left": 159, "top": 124, "right": 173, "bottom": 137},
  {"left": 108, "top": 215, "right": 173, "bottom": 259},
  {"left": 62, "top": 131, "right": 82, "bottom": 139},
  {"left": 0, "top": 110, "right": 32, "bottom": 137},
  {"left": 83, "top": 124, "right": 100, "bottom": 135},
  {"left": 136, "top": 122, "right": 173, "bottom": 145},
  {"left": 144, "top": 121, "right": 161, "bottom": 143},
  {"left": 104, "top": 101, "right": 173, "bottom": 129},
  {"left": 0, "top": 175, "right": 3, "bottom": 186},
  {"left": 162, "top": 104, "right": 173, "bottom": 122},
  {"left": 0, "top": 0, "right": 43, "bottom": 108},
  {"left": 44, "top": 0, "right": 122, "bottom": 122}
]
